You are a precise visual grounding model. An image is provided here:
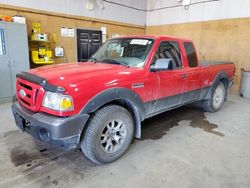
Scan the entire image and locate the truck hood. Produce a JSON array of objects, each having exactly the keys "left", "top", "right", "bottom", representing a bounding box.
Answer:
[{"left": 29, "top": 62, "right": 138, "bottom": 86}]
